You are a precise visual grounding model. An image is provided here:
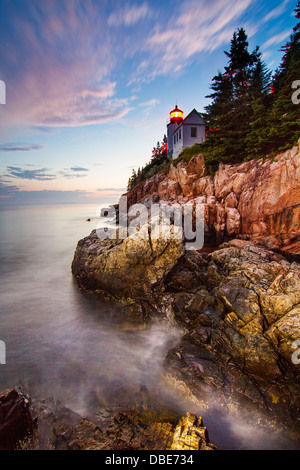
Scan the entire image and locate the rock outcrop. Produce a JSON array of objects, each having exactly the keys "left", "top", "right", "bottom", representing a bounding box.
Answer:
[
  {"left": 72, "top": 235, "right": 300, "bottom": 433},
  {"left": 71, "top": 145, "right": 300, "bottom": 437},
  {"left": 72, "top": 226, "right": 184, "bottom": 302},
  {"left": 125, "top": 146, "right": 300, "bottom": 257},
  {"left": 164, "top": 240, "right": 300, "bottom": 433},
  {"left": 3, "top": 391, "right": 216, "bottom": 451},
  {"left": 0, "top": 389, "right": 34, "bottom": 450}
]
